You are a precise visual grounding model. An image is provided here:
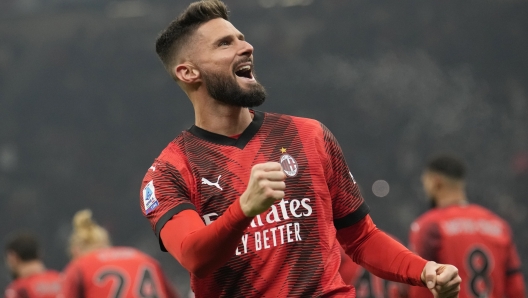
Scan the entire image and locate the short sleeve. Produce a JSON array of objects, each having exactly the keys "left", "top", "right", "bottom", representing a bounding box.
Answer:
[
  {"left": 140, "top": 159, "right": 196, "bottom": 241},
  {"left": 318, "top": 123, "right": 370, "bottom": 229}
]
